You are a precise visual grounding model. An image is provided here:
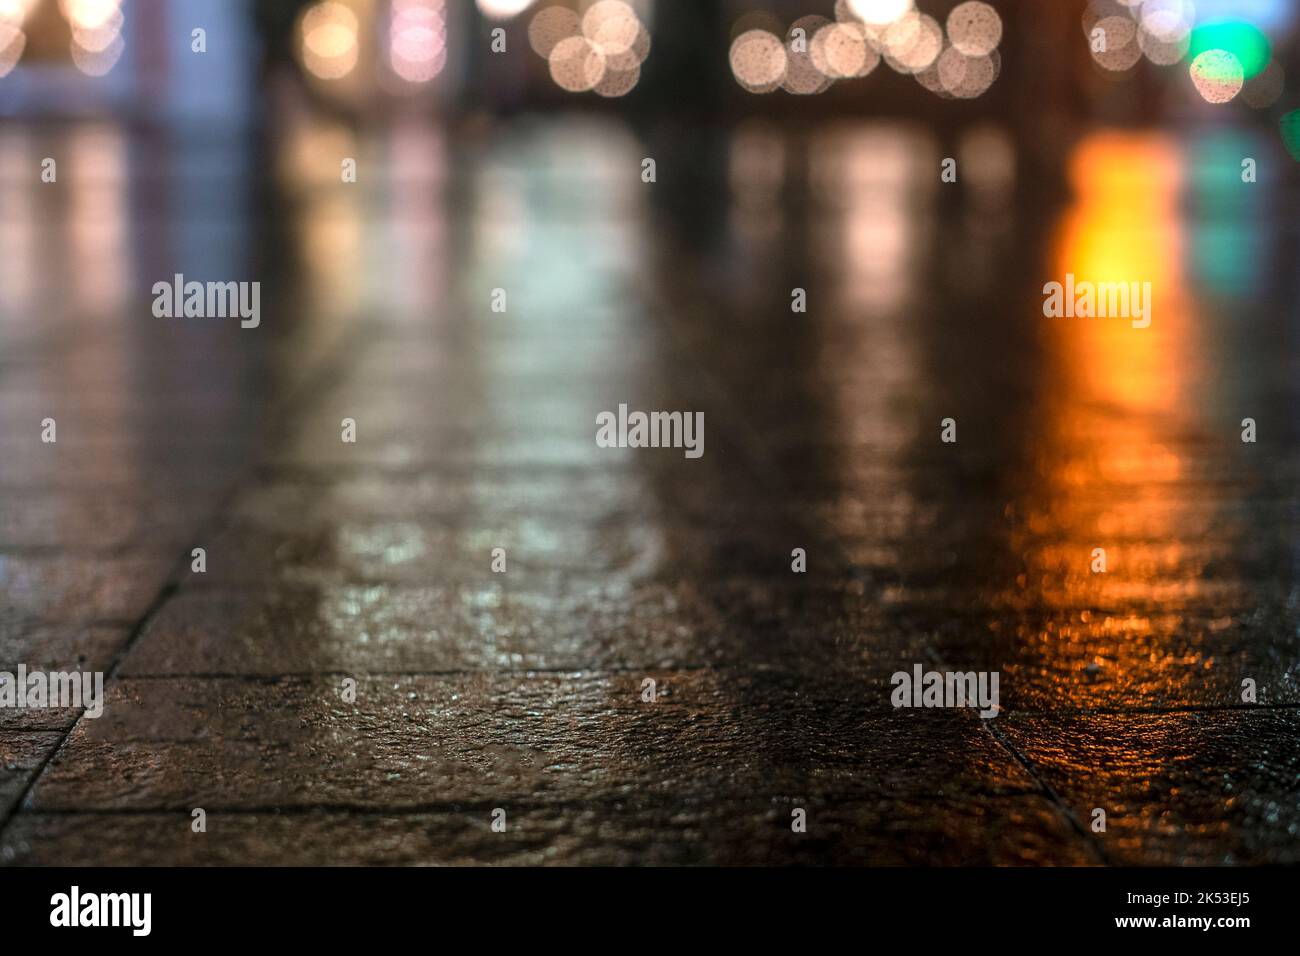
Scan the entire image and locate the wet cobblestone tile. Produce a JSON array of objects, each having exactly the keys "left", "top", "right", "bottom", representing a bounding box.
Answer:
[
  {"left": 922, "top": 608, "right": 1300, "bottom": 712},
  {"left": 996, "top": 708, "right": 1300, "bottom": 865},
  {"left": 0, "top": 623, "right": 128, "bottom": 672},
  {"left": 229, "top": 470, "right": 654, "bottom": 526},
  {"left": 120, "top": 584, "right": 726, "bottom": 674},
  {"left": 0, "top": 493, "right": 206, "bottom": 552},
  {"left": 188, "top": 519, "right": 686, "bottom": 586},
  {"left": 0, "top": 733, "right": 61, "bottom": 822},
  {"left": 0, "top": 555, "right": 173, "bottom": 623},
  {"left": 0, "top": 624, "right": 128, "bottom": 730},
  {"left": 24, "top": 674, "right": 1038, "bottom": 813},
  {"left": 0, "top": 794, "right": 1091, "bottom": 866},
  {"left": 1, "top": 115, "right": 1296, "bottom": 868}
]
